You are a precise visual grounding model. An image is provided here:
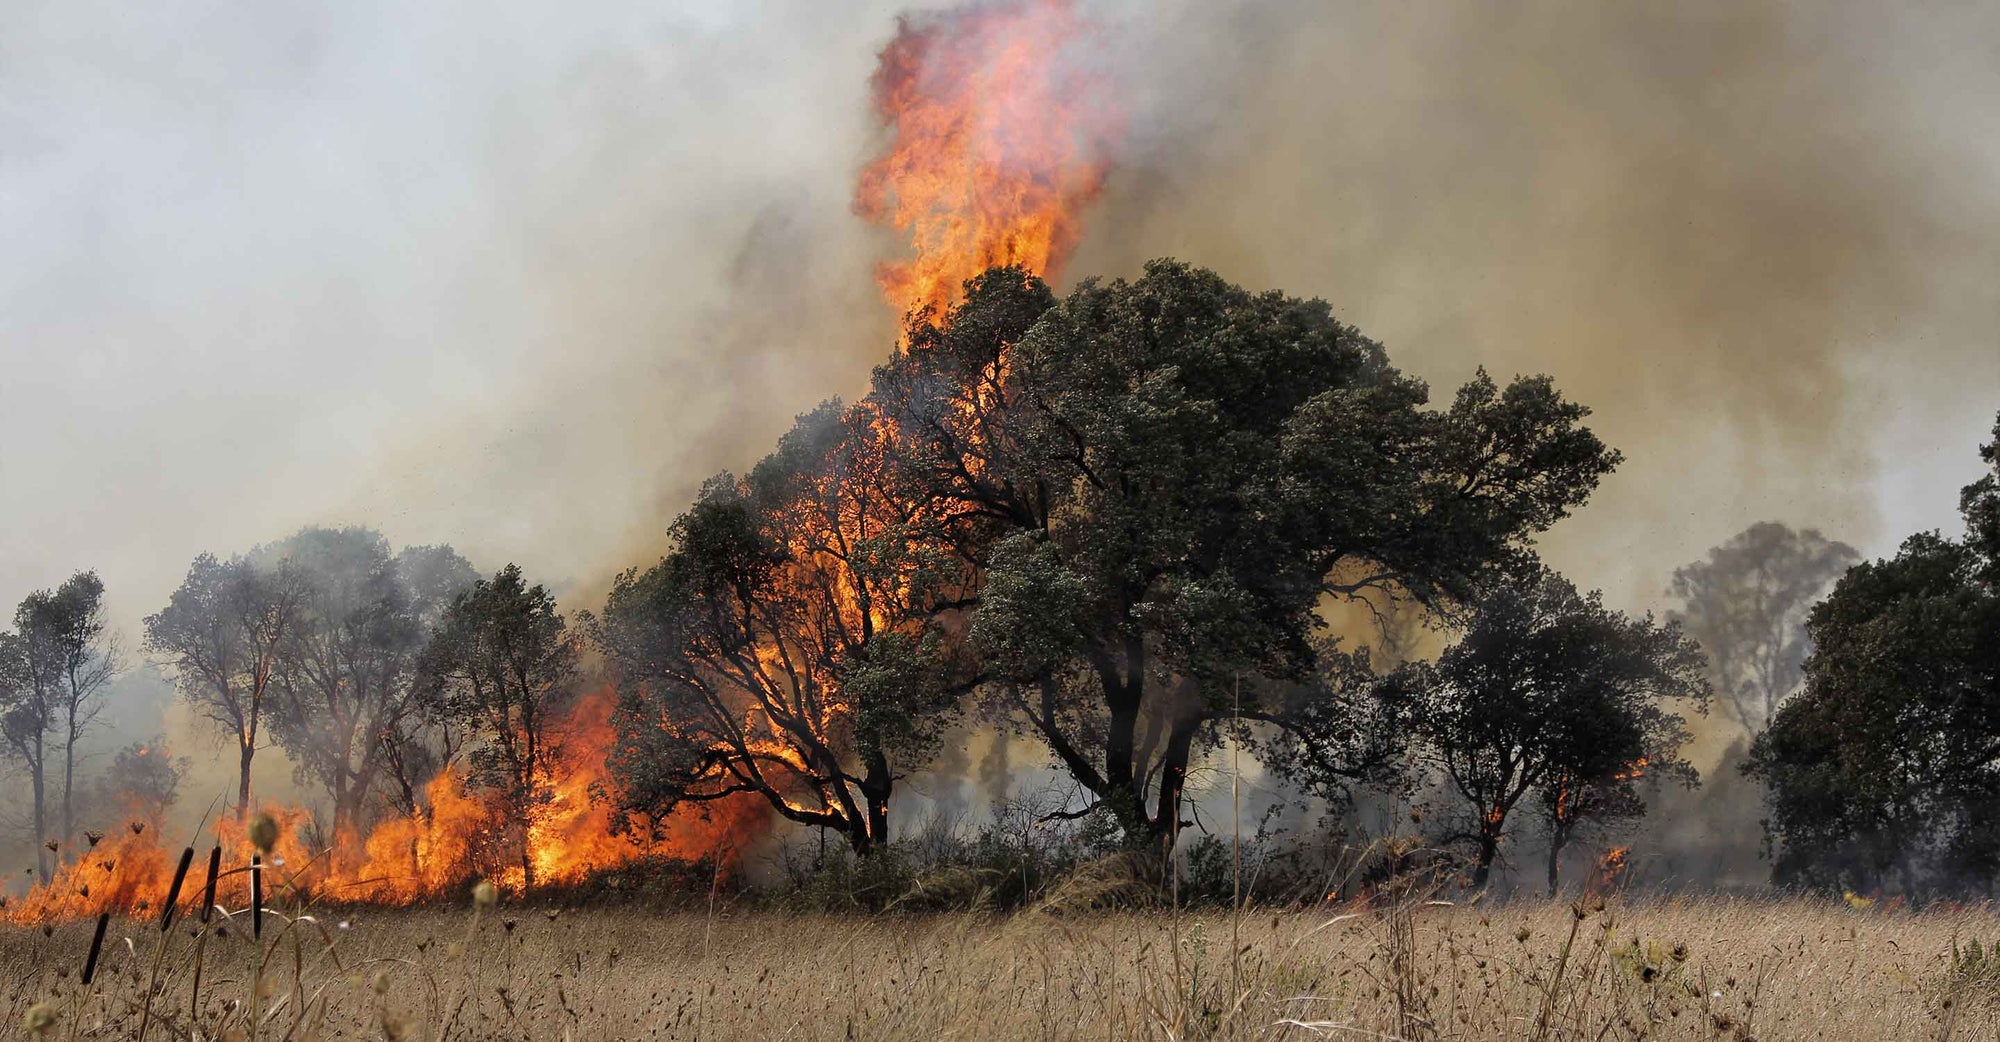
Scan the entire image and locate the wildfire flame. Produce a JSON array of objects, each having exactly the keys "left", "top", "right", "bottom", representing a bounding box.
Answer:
[
  {"left": 9, "top": 0, "right": 1129, "bottom": 924},
  {"left": 7, "top": 687, "right": 767, "bottom": 924},
  {"left": 1594, "top": 845, "right": 1633, "bottom": 890},
  {"left": 856, "top": 0, "right": 1121, "bottom": 319}
]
